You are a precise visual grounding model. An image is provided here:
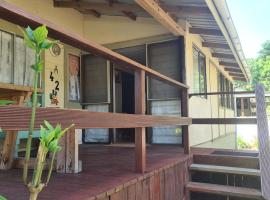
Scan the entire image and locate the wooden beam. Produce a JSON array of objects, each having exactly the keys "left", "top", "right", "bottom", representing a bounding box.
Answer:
[
  {"left": 189, "top": 91, "right": 255, "bottom": 98},
  {"left": 81, "top": 9, "right": 101, "bottom": 18},
  {"left": 0, "top": 106, "right": 192, "bottom": 131},
  {"left": 219, "top": 61, "right": 239, "bottom": 68},
  {"left": 164, "top": 5, "right": 210, "bottom": 16},
  {"left": 135, "top": 0, "right": 185, "bottom": 36},
  {"left": 135, "top": 70, "right": 146, "bottom": 173},
  {"left": 212, "top": 53, "right": 235, "bottom": 59},
  {"left": 233, "top": 77, "right": 247, "bottom": 82},
  {"left": 0, "top": 0, "right": 188, "bottom": 90},
  {"left": 202, "top": 42, "right": 230, "bottom": 49},
  {"left": 181, "top": 89, "right": 189, "bottom": 154},
  {"left": 189, "top": 28, "right": 223, "bottom": 36},
  {"left": 192, "top": 118, "right": 257, "bottom": 125},
  {"left": 228, "top": 72, "right": 245, "bottom": 77},
  {"left": 224, "top": 67, "right": 242, "bottom": 73},
  {"left": 54, "top": 1, "right": 143, "bottom": 13},
  {"left": 122, "top": 11, "right": 137, "bottom": 21}
]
